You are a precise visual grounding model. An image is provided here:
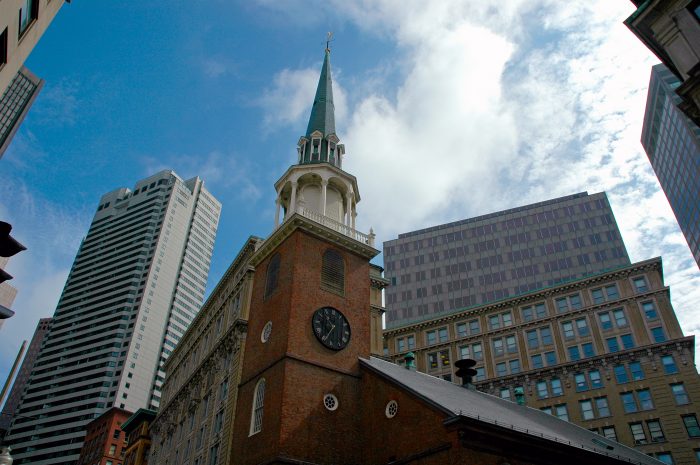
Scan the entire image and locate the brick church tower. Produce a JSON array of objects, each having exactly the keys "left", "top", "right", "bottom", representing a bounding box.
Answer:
[{"left": 231, "top": 47, "right": 379, "bottom": 465}]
